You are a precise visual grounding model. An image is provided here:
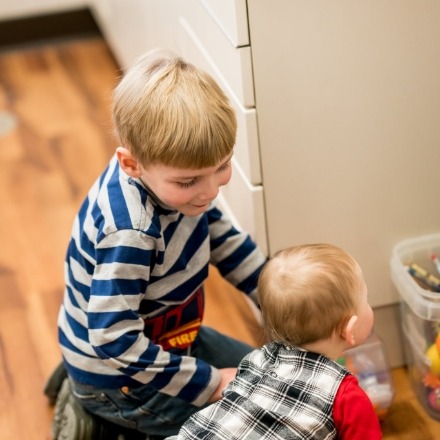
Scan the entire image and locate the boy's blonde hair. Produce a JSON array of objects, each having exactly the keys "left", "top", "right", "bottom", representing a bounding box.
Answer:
[
  {"left": 258, "top": 243, "right": 362, "bottom": 346},
  {"left": 112, "top": 49, "right": 237, "bottom": 168}
]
